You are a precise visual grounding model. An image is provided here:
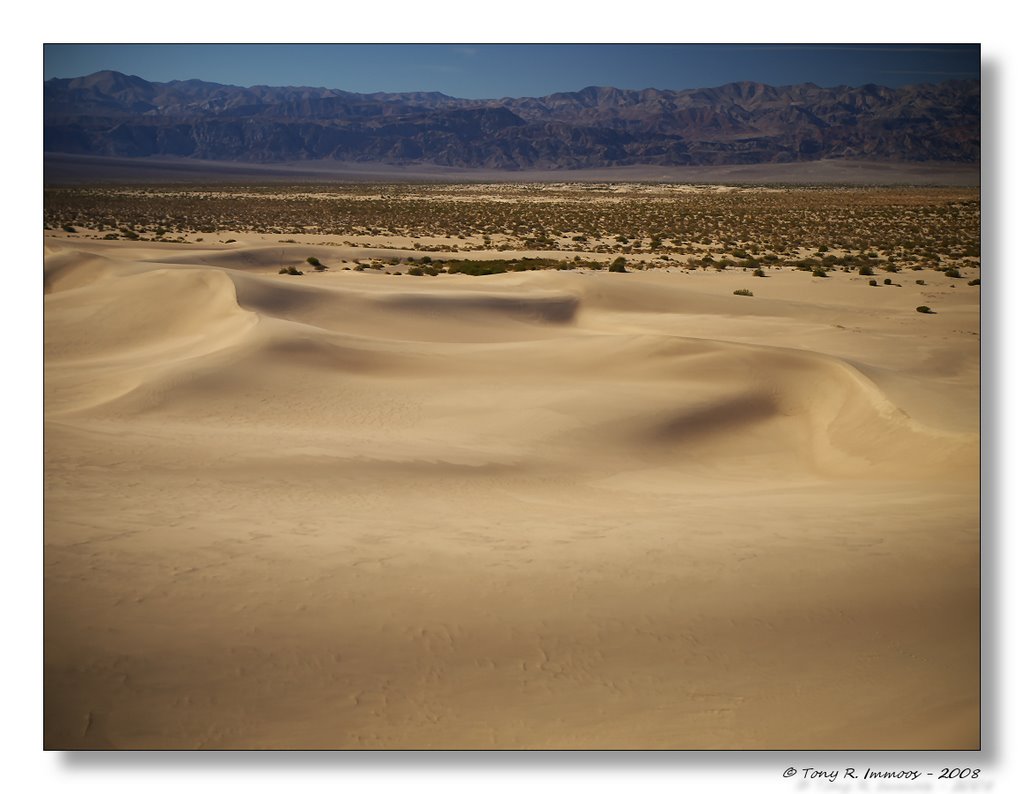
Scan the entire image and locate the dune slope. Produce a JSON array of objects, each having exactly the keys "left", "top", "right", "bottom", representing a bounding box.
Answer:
[{"left": 44, "top": 239, "right": 980, "bottom": 749}]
